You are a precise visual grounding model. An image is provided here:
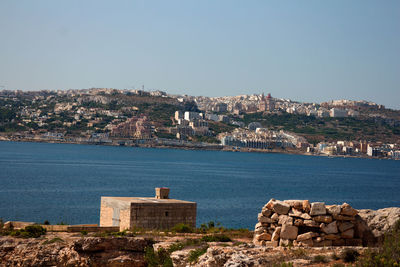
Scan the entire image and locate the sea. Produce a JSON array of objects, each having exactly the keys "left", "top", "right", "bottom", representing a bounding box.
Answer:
[{"left": 0, "top": 141, "right": 399, "bottom": 229}]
